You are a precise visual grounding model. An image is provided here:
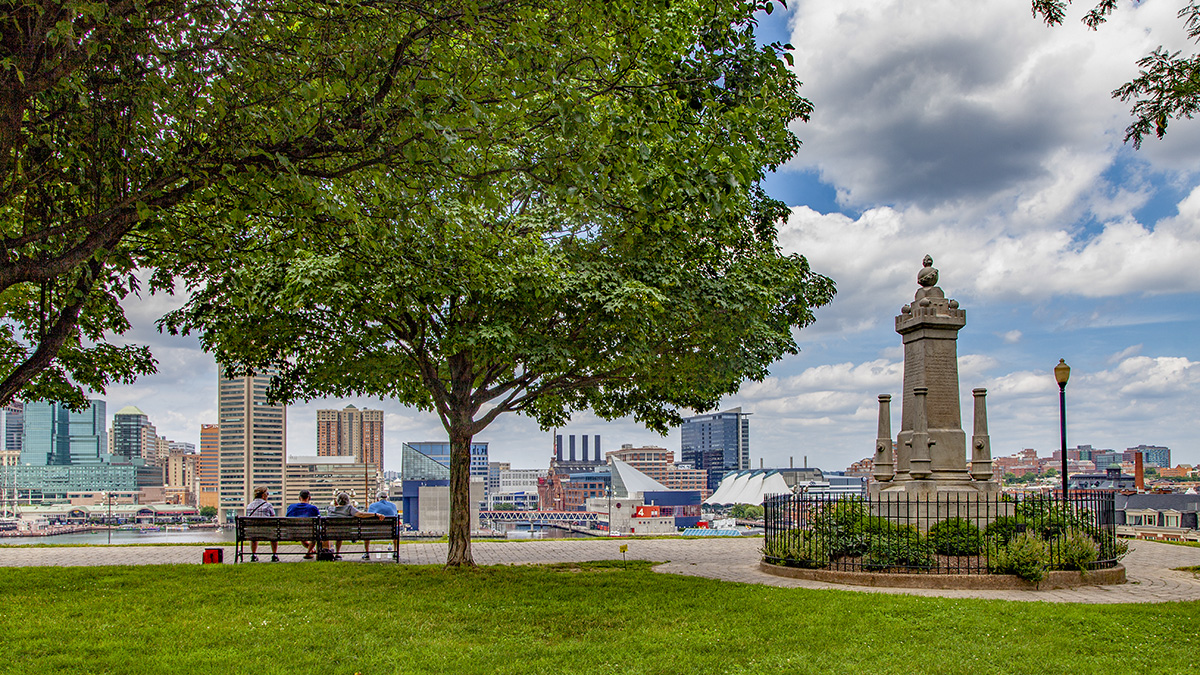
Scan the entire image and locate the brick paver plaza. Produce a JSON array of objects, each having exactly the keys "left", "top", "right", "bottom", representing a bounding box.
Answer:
[{"left": 2, "top": 537, "right": 1198, "bottom": 604}]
